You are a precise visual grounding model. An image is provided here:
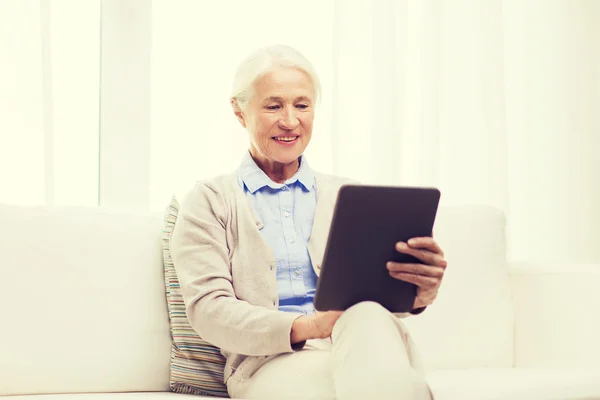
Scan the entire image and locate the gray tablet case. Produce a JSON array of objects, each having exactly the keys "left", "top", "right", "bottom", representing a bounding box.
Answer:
[{"left": 313, "top": 185, "right": 440, "bottom": 313}]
